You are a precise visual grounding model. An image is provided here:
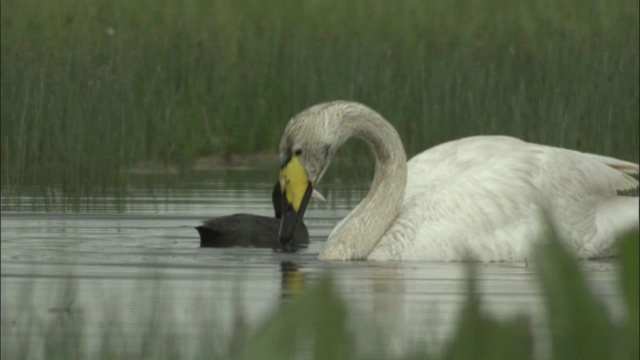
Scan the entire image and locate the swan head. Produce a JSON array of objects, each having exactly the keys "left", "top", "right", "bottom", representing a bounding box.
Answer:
[{"left": 277, "top": 101, "right": 362, "bottom": 247}]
